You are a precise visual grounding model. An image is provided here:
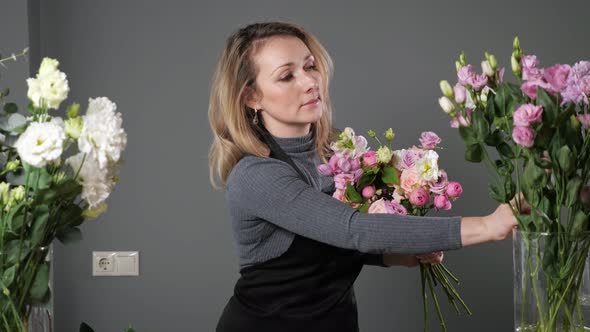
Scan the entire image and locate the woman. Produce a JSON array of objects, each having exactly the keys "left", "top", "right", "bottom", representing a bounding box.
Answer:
[{"left": 208, "top": 22, "right": 517, "bottom": 332}]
